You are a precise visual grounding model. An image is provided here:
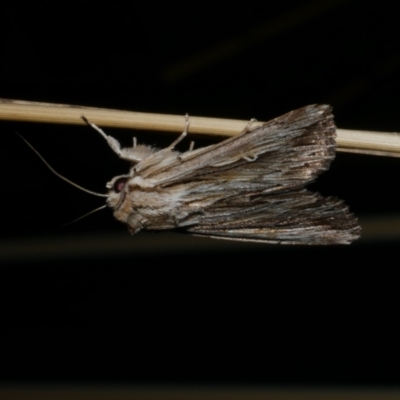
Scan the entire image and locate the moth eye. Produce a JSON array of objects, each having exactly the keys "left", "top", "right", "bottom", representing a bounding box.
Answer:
[{"left": 113, "top": 177, "right": 128, "bottom": 193}]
